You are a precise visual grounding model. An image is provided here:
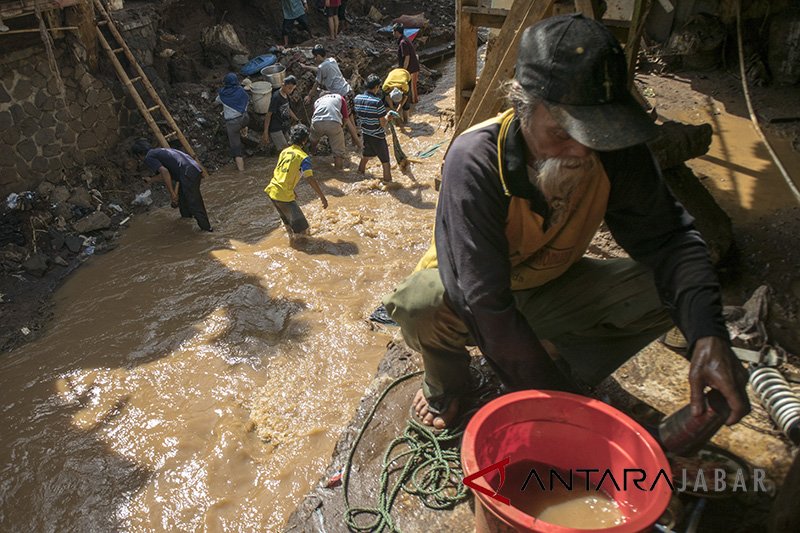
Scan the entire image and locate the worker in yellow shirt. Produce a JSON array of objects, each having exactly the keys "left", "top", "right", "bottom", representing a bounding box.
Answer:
[
  {"left": 265, "top": 124, "right": 328, "bottom": 243},
  {"left": 382, "top": 67, "right": 411, "bottom": 122}
]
